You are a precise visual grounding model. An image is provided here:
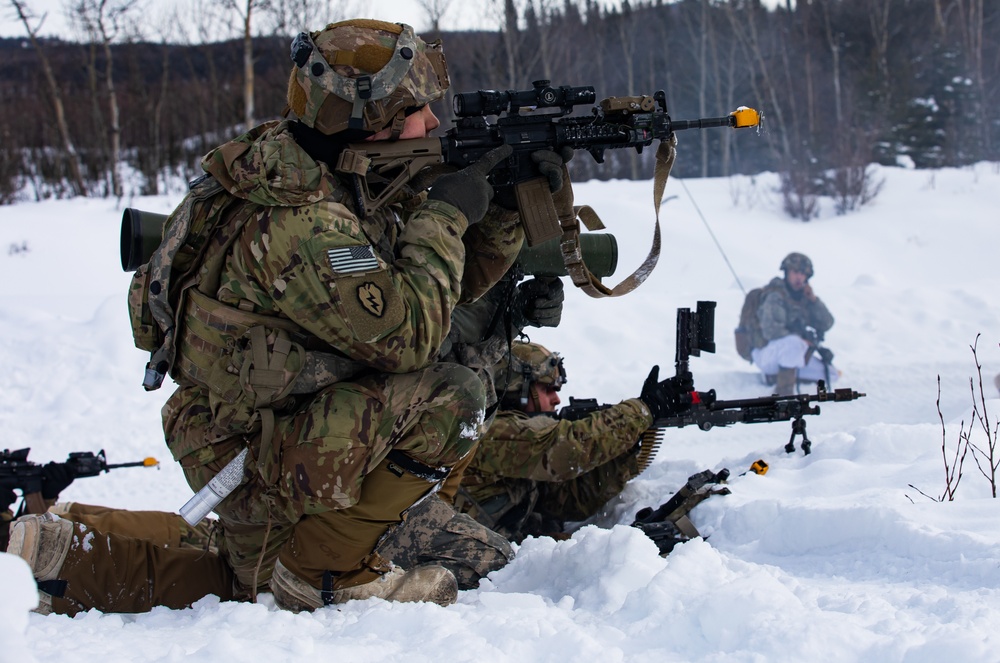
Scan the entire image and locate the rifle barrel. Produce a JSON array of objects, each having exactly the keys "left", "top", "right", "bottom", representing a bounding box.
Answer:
[{"left": 669, "top": 116, "right": 735, "bottom": 131}]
